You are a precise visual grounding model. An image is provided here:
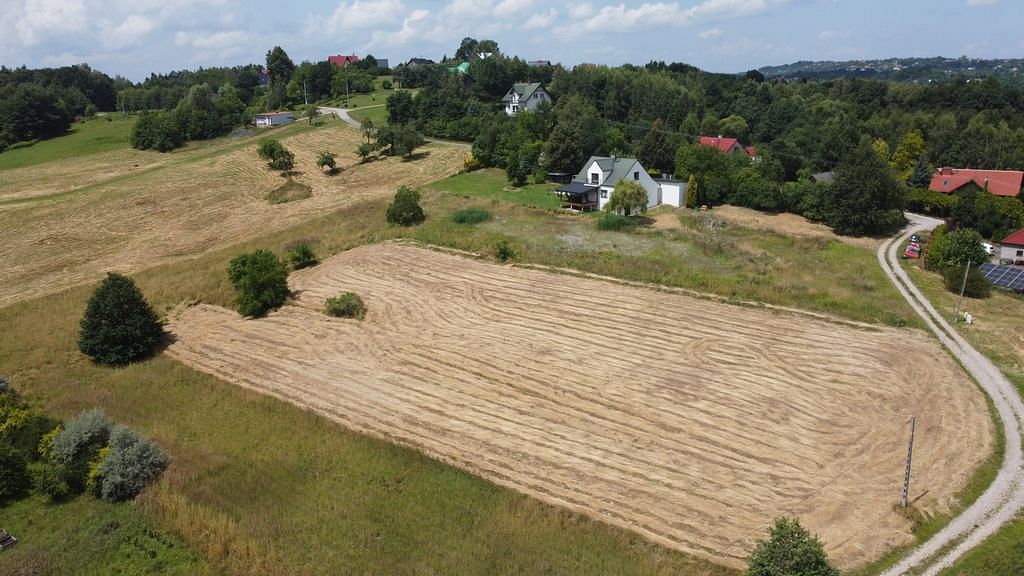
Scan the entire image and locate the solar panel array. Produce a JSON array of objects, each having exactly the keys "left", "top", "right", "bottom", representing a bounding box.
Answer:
[{"left": 978, "top": 263, "right": 1024, "bottom": 291}]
